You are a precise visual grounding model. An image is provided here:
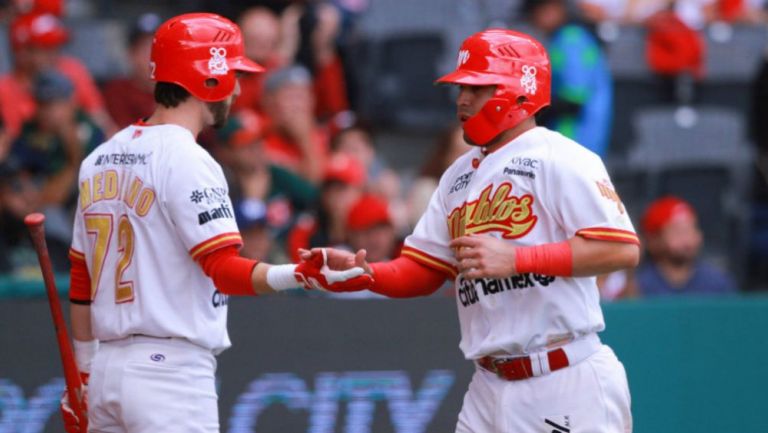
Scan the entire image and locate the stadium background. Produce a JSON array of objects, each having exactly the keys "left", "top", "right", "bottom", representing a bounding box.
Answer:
[{"left": 1, "top": 0, "right": 768, "bottom": 431}]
